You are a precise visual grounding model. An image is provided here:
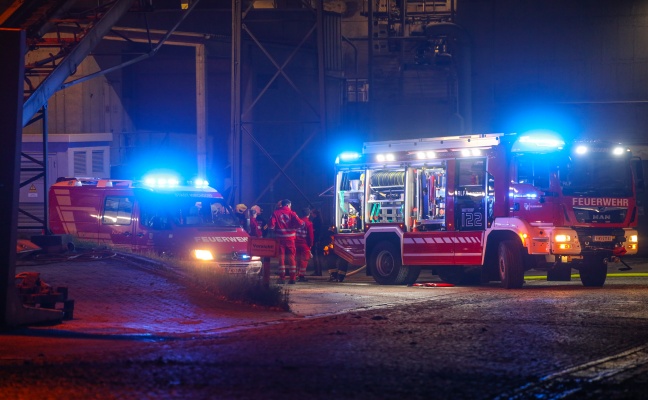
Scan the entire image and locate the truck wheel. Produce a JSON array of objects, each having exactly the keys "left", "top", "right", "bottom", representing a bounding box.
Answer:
[
  {"left": 369, "top": 242, "right": 408, "bottom": 285},
  {"left": 498, "top": 240, "right": 524, "bottom": 289},
  {"left": 579, "top": 256, "right": 607, "bottom": 287},
  {"left": 404, "top": 267, "right": 421, "bottom": 285}
]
